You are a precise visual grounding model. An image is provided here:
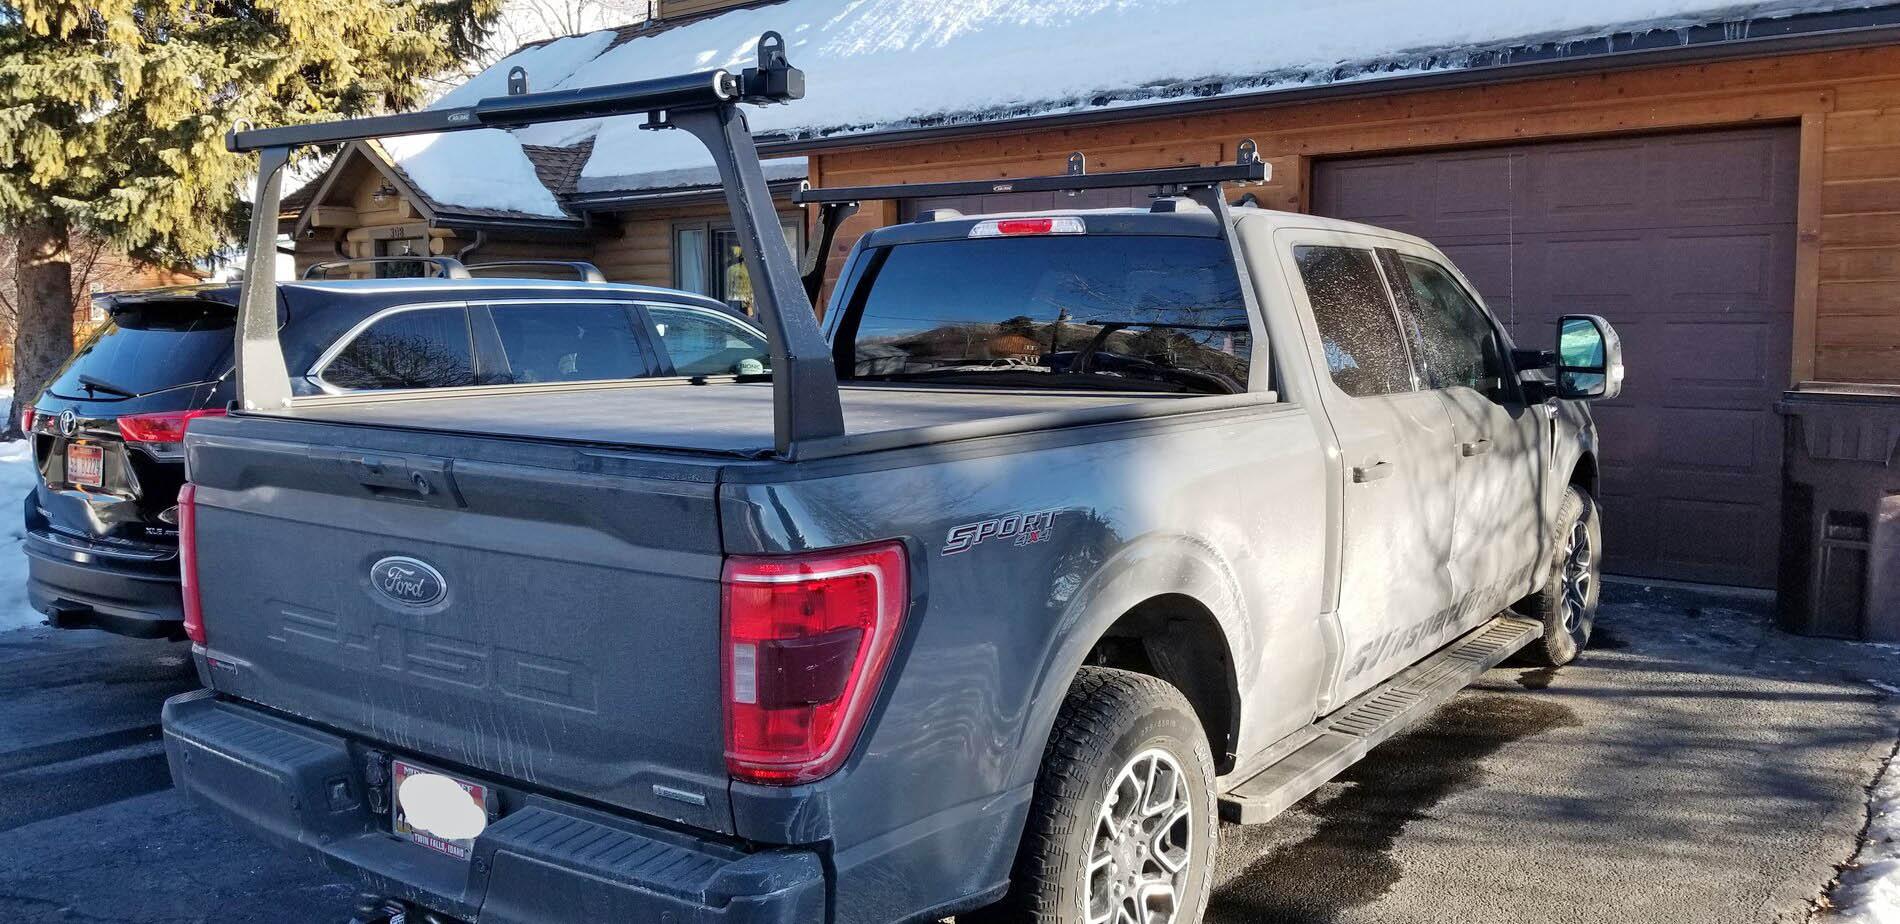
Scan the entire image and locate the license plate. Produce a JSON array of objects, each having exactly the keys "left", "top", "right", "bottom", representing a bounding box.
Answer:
[
  {"left": 391, "top": 759, "right": 496, "bottom": 860},
  {"left": 66, "top": 443, "right": 103, "bottom": 488}
]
